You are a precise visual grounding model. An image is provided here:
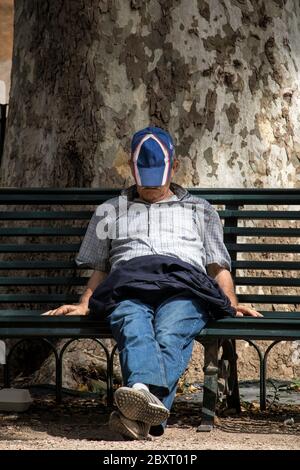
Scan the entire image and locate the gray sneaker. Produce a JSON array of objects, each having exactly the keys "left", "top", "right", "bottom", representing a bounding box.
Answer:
[
  {"left": 114, "top": 386, "right": 170, "bottom": 426},
  {"left": 109, "top": 410, "right": 151, "bottom": 440}
]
